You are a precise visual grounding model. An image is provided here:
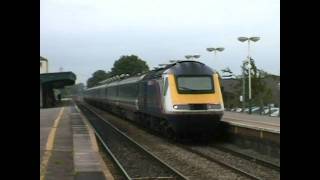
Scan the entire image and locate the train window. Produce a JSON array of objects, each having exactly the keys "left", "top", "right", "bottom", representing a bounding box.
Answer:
[
  {"left": 100, "top": 89, "right": 104, "bottom": 97},
  {"left": 163, "top": 77, "right": 168, "bottom": 96},
  {"left": 118, "top": 84, "right": 138, "bottom": 98},
  {"left": 176, "top": 76, "right": 214, "bottom": 94},
  {"left": 129, "top": 84, "right": 138, "bottom": 97},
  {"left": 108, "top": 86, "right": 117, "bottom": 97}
]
